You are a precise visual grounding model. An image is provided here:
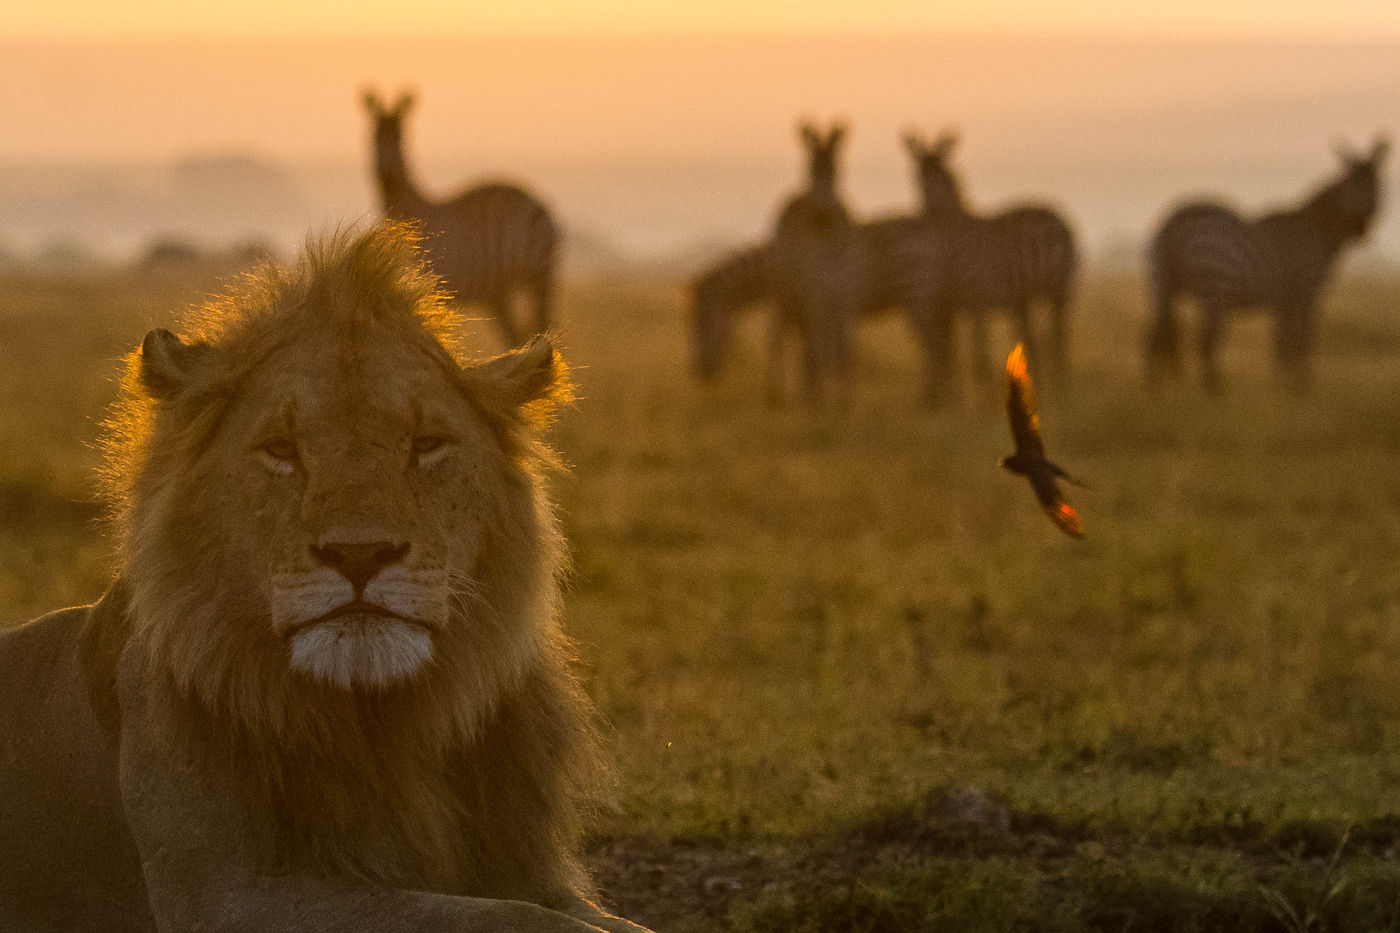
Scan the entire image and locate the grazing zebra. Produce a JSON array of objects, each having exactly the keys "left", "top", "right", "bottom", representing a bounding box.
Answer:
[
  {"left": 859, "top": 214, "right": 957, "bottom": 404},
  {"left": 768, "top": 121, "right": 870, "bottom": 404},
  {"left": 363, "top": 90, "right": 559, "bottom": 348},
  {"left": 904, "top": 131, "right": 1077, "bottom": 385},
  {"left": 1147, "top": 138, "right": 1388, "bottom": 393},
  {"left": 687, "top": 220, "right": 955, "bottom": 404},
  {"left": 690, "top": 241, "right": 774, "bottom": 380}
]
